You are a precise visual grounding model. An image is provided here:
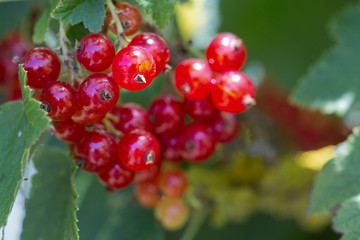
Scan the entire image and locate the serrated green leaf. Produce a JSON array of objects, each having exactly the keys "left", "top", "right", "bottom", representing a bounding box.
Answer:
[
  {"left": 52, "top": 0, "right": 105, "bottom": 33},
  {"left": 0, "top": 65, "right": 51, "bottom": 227},
  {"left": 308, "top": 127, "right": 360, "bottom": 214},
  {"left": 291, "top": 4, "right": 360, "bottom": 116},
  {"left": 135, "top": 0, "right": 177, "bottom": 28},
  {"left": 21, "top": 147, "right": 79, "bottom": 240},
  {"left": 18, "top": 65, "right": 52, "bottom": 145},
  {"left": 333, "top": 196, "right": 360, "bottom": 240}
]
